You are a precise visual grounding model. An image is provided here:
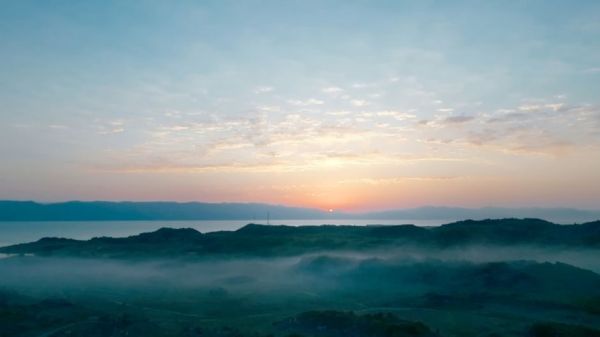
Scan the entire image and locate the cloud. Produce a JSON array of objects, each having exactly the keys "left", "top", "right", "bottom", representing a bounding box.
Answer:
[
  {"left": 584, "top": 67, "right": 600, "bottom": 73},
  {"left": 508, "top": 139, "right": 573, "bottom": 156},
  {"left": 375, "top": 110, "right": 416, "bottom": 121},
  {"left": 517, "top": 103, "right": 565, "bottom": 112},
  {"left": 160, "top": 125, "right": 190, "bottom": 131},
  {"left": 487, "top": 112, "right": 528, "bottom": 123},
  {"left": 337, "top": 176, "right": 463, "bottom": 185},
  {"left": 48, "top": 124, "right": 69, "bottom": 130},
  {"left": 443, "top": 115, "right": 474, "bottom": 124},
  {"left": 164, "top": 110, "right": 183, "bottom": 118},
  {"left": 418, "top": 99, "right": 600, "bottom": 156},
  {"left": 351, "top": 82, "right": 370, "bottom": 88},
  {"left": 463, "top": 126, "right": 575, "bottom": 156},
  {"left": 465, "top": 129, "right": 500, "bottom": 146},
  {"left": 257, "top": 105, "right": 280, "bottom": 112},
  {"left": 287, "top": 98, "right": 325, "bottom": 106},
  {"left": 322, "top": 87, "right": 343, "bottom": 94},
  {"left": 94, "top": 150, "right": 474, "bottom": 174},
  {"left": 350, "top": 99, "right": 369, "bottom": 107},
  {"left": 90, "top": 101, "right": 478, "bottom": 175},
  {"left": 487, "top": 102, "right": 573, "bottom": 124},
  {"left": 419, "top": 114, "right": 475, "bottom": 128},
  {"left": 86, "top": 91, "right": 600, "bottom": 177},
  {"left": 327, "top": 111, "right": 352, "bottom": 116},
  {"left": 253, "top": 86, "right": 274, "bottom": 94},
  {"left": 91, "top": 111, "right": 405, "bottom": 174},
  {"left": 95, "top": 161, "right": 302, "bottom": 174},
  {"left": 97, "top": 120, "right": 125, "bottom": 135}
]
